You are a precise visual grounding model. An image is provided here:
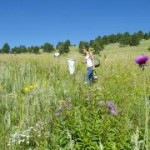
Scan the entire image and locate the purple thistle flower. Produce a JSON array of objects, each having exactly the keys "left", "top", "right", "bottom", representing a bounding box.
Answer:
[{"left": 135, "top": 55, "right": 149, "bottom": 65}]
